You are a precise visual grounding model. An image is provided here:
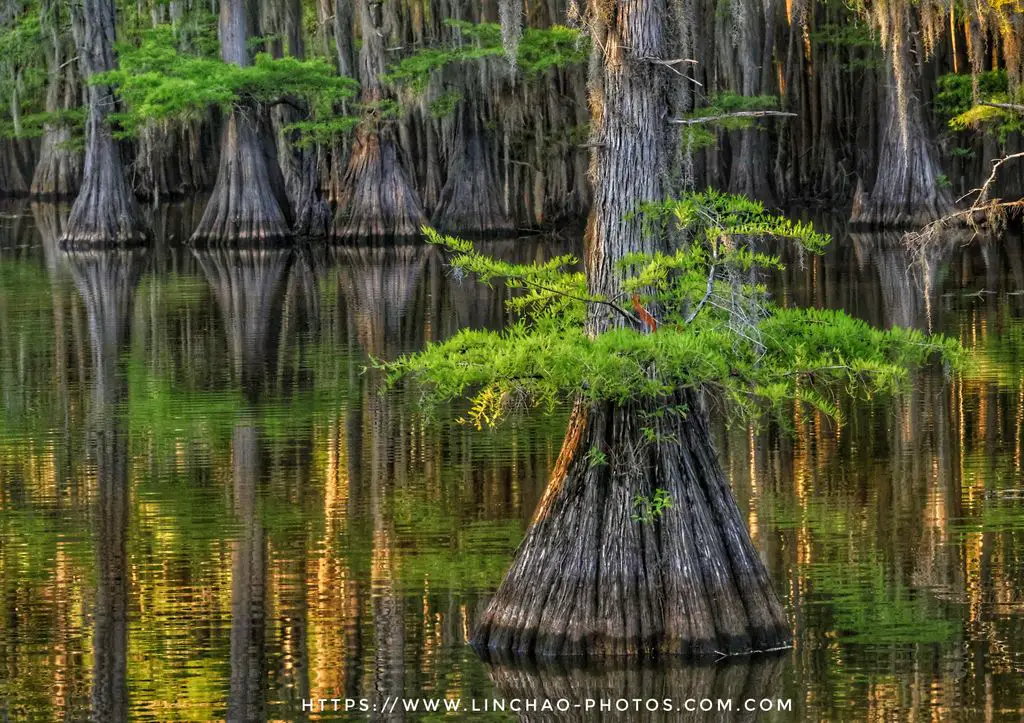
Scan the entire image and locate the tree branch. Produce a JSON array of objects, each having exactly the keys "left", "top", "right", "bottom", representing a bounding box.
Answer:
[
  {"left": 980, "top": 101, "right": 1024, "bottom": 114},
  {"left": 905, "top": 151, "right": 1024, "bottom": 246},
  {"left": 684, "top": 265, "right": 715, "bottom": 325},
  {"left": 507, "top": 277, "right": 645, "bottom": 329},
  {"left": 669, "top": 110, "right": 797, "bottom": 125}
]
